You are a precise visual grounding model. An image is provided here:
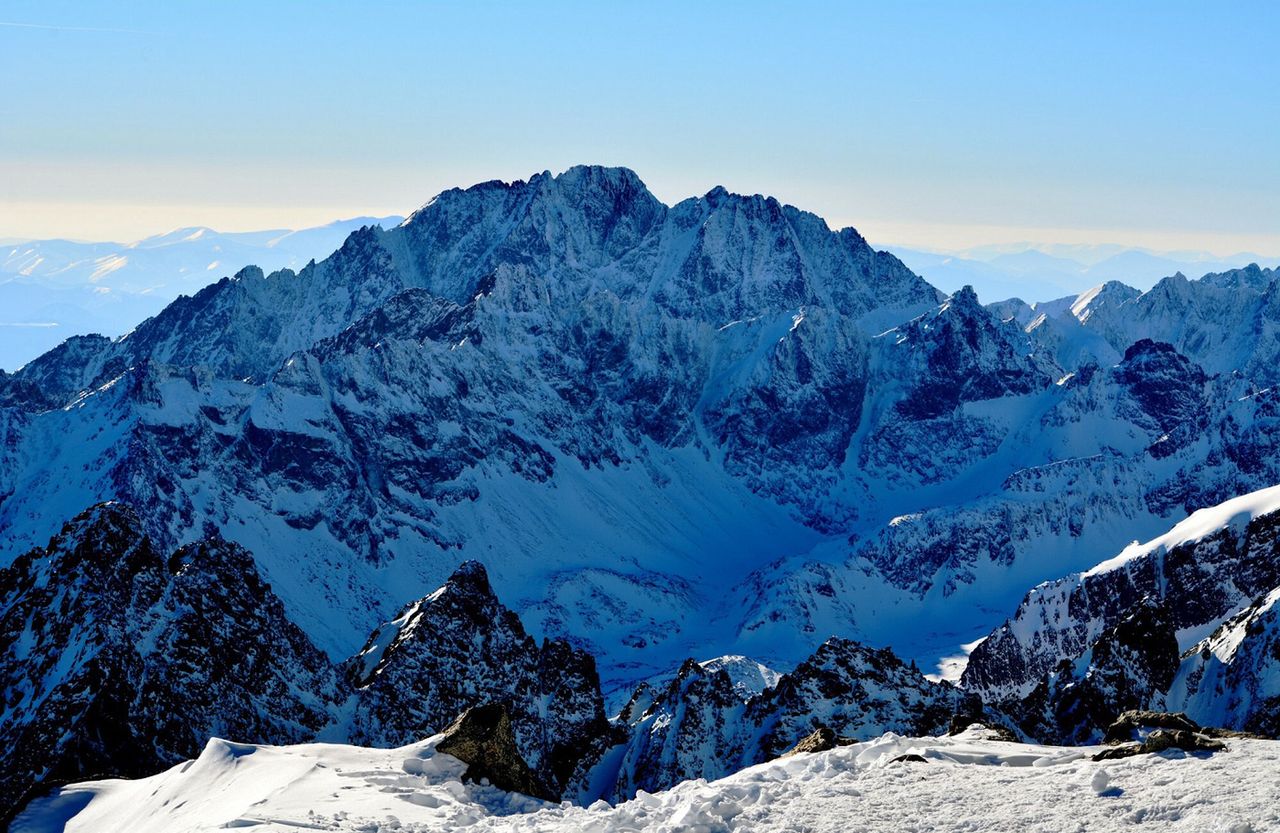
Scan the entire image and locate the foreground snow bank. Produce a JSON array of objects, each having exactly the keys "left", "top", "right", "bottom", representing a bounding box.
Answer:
[{"left": 15, "top": 727, "right": 1277, "bottom": 833}]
